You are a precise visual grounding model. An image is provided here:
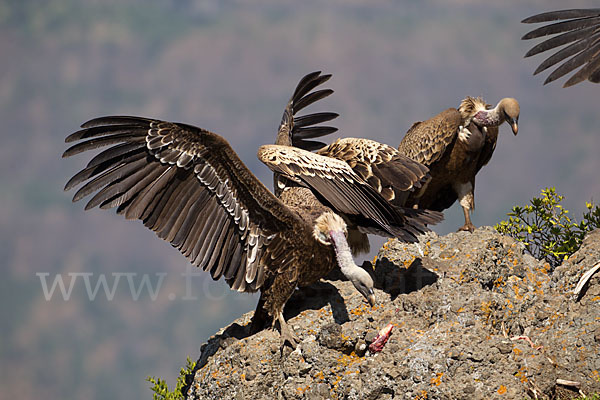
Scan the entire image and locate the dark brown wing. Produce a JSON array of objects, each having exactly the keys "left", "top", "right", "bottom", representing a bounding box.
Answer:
[
  {"left": 476, "top": 126, "right": 499, "bottom": 171},
  {"left": 522, "top": 9, "right": 600, "bottom": 87},
  {"left": 276, "top": 71, "right": 339, "bottom": 151},
  {"left": 258, "top": 144, "right": 442, "bottom": 242},
  {"left": 63, "top": 116, "right": 312, "bottom": 293},
  {"left": 398, "top": 108, "right": 462, "bottom": 166},
  {"left": 316, "top": 138, "right": 430, "bottom": 205},
  {"left": 273, "top": 71, "right": 339, "bottom": 197}
]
